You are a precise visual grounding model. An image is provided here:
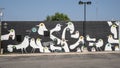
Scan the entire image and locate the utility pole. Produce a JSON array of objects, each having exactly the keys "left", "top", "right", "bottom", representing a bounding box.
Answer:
[
  {"left": 79, "top": 1, "right": 91, "bottom": 47},
  {"left": 0, "top": 8, "right": 4, "bottom": 54}
]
